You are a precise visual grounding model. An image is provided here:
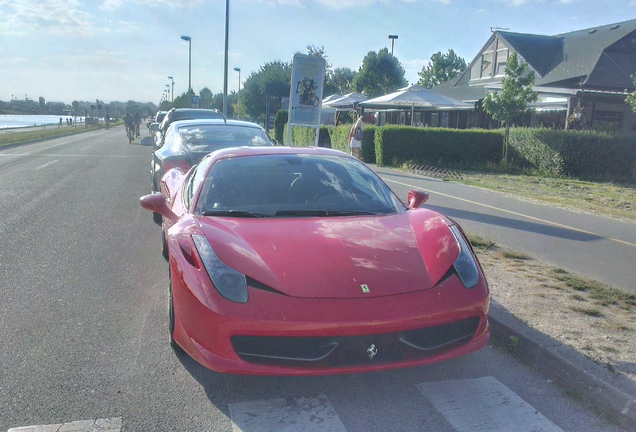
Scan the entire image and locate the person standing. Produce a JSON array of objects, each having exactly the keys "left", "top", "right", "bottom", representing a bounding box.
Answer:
[{"left": 348, "top": 115, "right": 364, "bottom": 159}]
